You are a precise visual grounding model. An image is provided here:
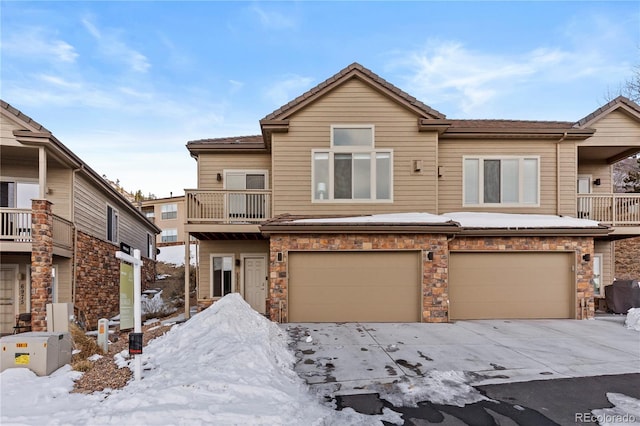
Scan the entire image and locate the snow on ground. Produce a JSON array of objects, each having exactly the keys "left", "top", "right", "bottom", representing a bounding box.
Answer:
[
  {"left": 625, "top": 308, "right": 640, "bottom": 331},
  {"left": 1, "top": 295, "right": 400, "bottom": 425},
  {"left": 592, "top": 393, "right": 640, "bottom": 425}
]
